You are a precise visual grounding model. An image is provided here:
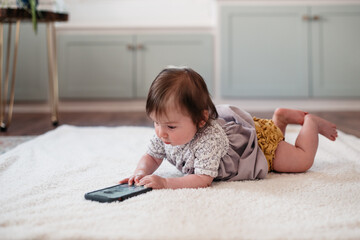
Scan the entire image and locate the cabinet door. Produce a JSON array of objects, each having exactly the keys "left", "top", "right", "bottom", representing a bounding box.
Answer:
[
  {"left": 311, "top": 6, "right": 360, "bottom": 97},
  {"left": 135, "top": 34, "right": 213, "bottom": 97},
  {"left": 58, "top": 34, "right": 134, "bottom": 98},
  {"left": 221, "top": 6, "right": 309, "bottom": 97}
]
